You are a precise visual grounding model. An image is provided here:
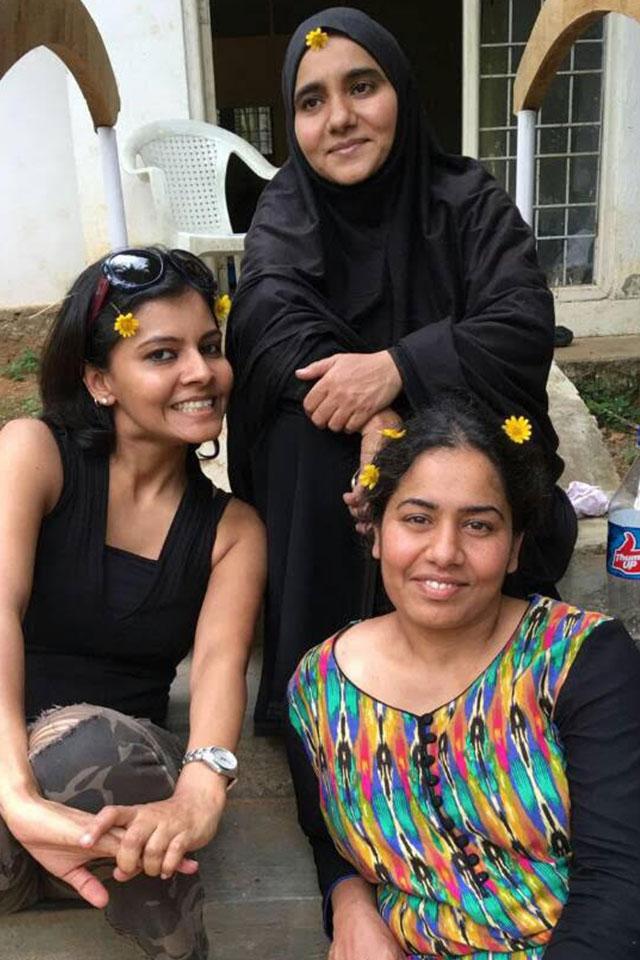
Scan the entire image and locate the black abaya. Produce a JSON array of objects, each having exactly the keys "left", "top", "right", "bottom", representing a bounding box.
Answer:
[{"left": 226, "top": 7, "right": 577, "bottom": 732}]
